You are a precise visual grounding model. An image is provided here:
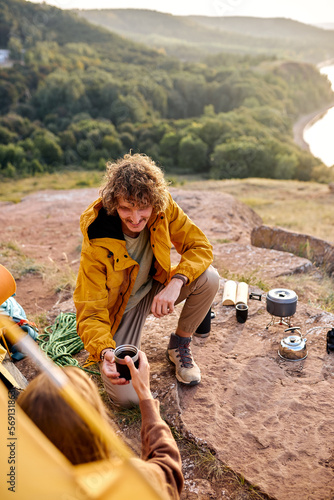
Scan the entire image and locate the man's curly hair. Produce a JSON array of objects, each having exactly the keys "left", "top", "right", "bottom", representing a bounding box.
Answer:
[{"left": 100, "top": 153, "right": 170, "bottom": 215}]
